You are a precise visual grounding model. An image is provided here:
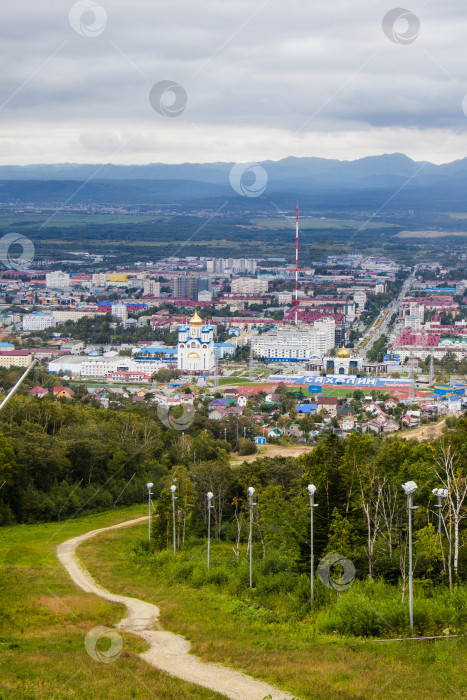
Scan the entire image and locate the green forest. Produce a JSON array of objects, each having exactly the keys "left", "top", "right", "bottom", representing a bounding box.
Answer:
[{"left": 1, "top": 383, "right": 466, "bottom": 637}]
